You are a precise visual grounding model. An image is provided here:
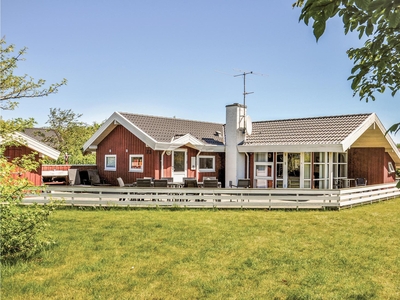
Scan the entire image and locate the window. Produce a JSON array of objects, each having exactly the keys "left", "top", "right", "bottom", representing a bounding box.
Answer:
[
  {"left": 255, "top": 152, "right": 273, "bottom": 162},
  {"left": 303, "top": 152, "right": 312, "bottom": 188},
  {"left": 313, "top": 152, "right": 326, "bottom": 189},
  {"left": 276, "top": 152, "right": 284, "bottom": 188},
  {"left": 333, "top": 152, "right": 347, "bottom": 178},
  {"left": 198, "top": 156, "right": 215, "bottom": 172},
  {"left": 105, "top": 155, "right": 116, "bottom": 171},
  {"left": 129, "top": 155, "right": 144, "bottom": 172},
  {"left": 388, "top": 162, "right": 395, "bottom": 174}
]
